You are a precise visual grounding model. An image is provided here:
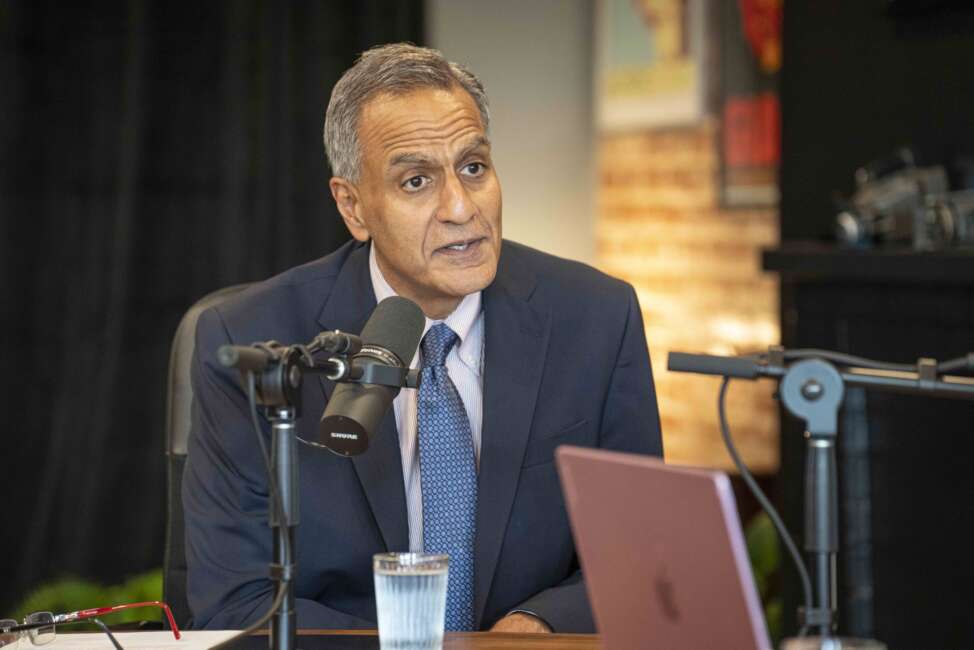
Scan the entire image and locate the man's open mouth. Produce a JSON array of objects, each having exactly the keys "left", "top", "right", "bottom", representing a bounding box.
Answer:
[{"left": 437, "top": 237, "right": 484, "bottom": 253}]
